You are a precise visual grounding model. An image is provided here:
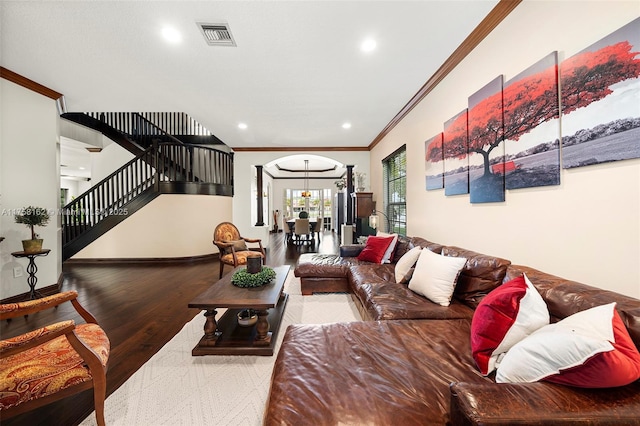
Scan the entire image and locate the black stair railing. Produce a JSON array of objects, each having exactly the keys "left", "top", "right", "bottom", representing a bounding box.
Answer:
[
  {"left": 85, "top": 112, "right": 186, "bottom": 149},
  {"left": 61, "top": 146, "right": 156, "bottom": 245},
  {"left": 61, "top": 142, "right": 234, "bottom": 249}
]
